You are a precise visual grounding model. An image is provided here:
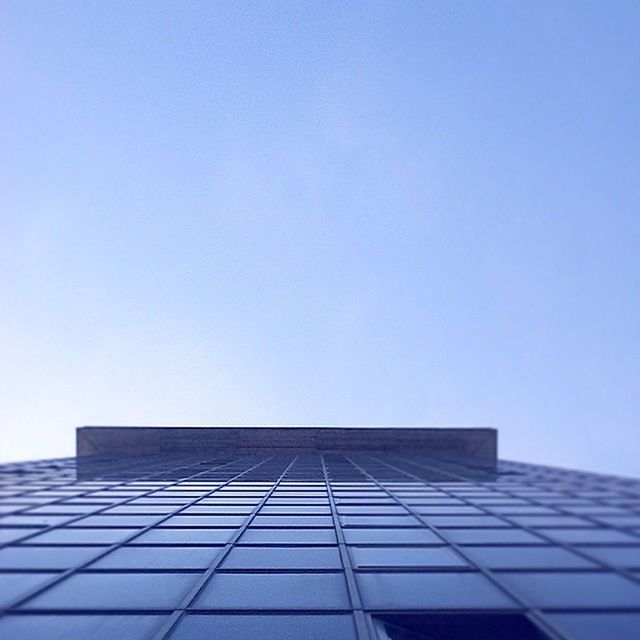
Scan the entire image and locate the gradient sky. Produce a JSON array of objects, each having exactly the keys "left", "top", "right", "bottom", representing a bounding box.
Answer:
[{"left": 2, "top": 1, "right": 639, "bottom": 475}]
